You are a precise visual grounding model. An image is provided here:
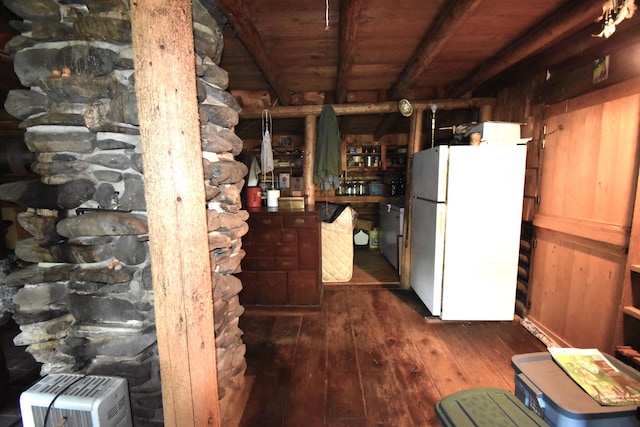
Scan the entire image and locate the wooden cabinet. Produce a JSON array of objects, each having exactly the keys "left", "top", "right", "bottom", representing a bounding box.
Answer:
[{"left": 238, "top": 208, "right": 322, "bottom": 307}]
